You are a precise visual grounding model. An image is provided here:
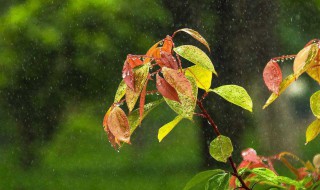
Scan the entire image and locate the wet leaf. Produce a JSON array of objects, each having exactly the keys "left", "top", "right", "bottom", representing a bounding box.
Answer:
[
  {"left": 103, "top": 106, "right": 118, "bottom": 149},
  {"left": 122, "top": 61, "right": 134, "bottom": 90},
  {"left": 263, "top": 74, "right": 295, "bottom": 109},
  {"left": 156, "top": 74, "right": 180, "bottom": 103},
  {"left": 305, "top": 119, "right": 320, "bottom": 144},
  {"left": 174, "top": 28, "right": 211, "bottom": 52},
  {"left": 209, "top": 85, "right": 253, "bottom": 112},
  {"left": 185, "top": 65, "right": 212, "bottom": 91},
  {"left": 306, "top": 49, "right": 320, "bottom": 83},
  {"left": 241, "top": 148, "right": 261, "bottom": 163},
  {"left": 107, "top": 106, "right": 131, "bottom": 145},
  {"left": 209, "top": 135, "right": 233, "bottom": 163},
  {"left": 157, "top": 51, "right": 178, "bottom": 69},
  {"left": 313, "top": 154, "right": 320, "bottom": 169},
  {"left": 161, "top": 35, "right": 173, "bottom": 53},
  {"left": 293, "top": 43, "right": 318, "bottom": 77},
  {"left": 162, "top": 67, "right": 193, "bottom": 98},
  {"left": 158, "top": 115, "right": 183, "bottom": 142},
  {"left": 249, "top": 168, "right": 302, "bottom": 188},
  {"left": 126, "top": 64, "right": 149, "bottom": 112},
  {"left": 263, "top": 60, "right": 282, "bottom": 94},
  {"left": 205, "top": 172, "right": 230, "bottom": 190},
  {"left": 105, "top": 127, "right": 117, "bottom": 150},
  {"left": 114, "top": 80, "right": 126, "bottom": 103},
  {"left": 164, "top": 76, "right": 198, "bottom": 120},
  {"left": 139, "top": 79, "right": 148, "bottom": 124},
  {"left": 174, "top": 45, "right": 217, "bottom": 76},
  {"left": 128, "top": 99, "right": 163, "bottom": 134},
  {"left": 127, "top": 55, "right": 144, "bottom": 68},
  {"left": 310, "top": 90, "right": 320, "bottom": 118},
  {"left": 103, "top": 106, "right": 113, "bottom": 129},
  {"left": 145, "top": 41, "right": 161, "bottom": 63},
  {"left": 183, "top": 169, "right": 225, "bottom": 190}
]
